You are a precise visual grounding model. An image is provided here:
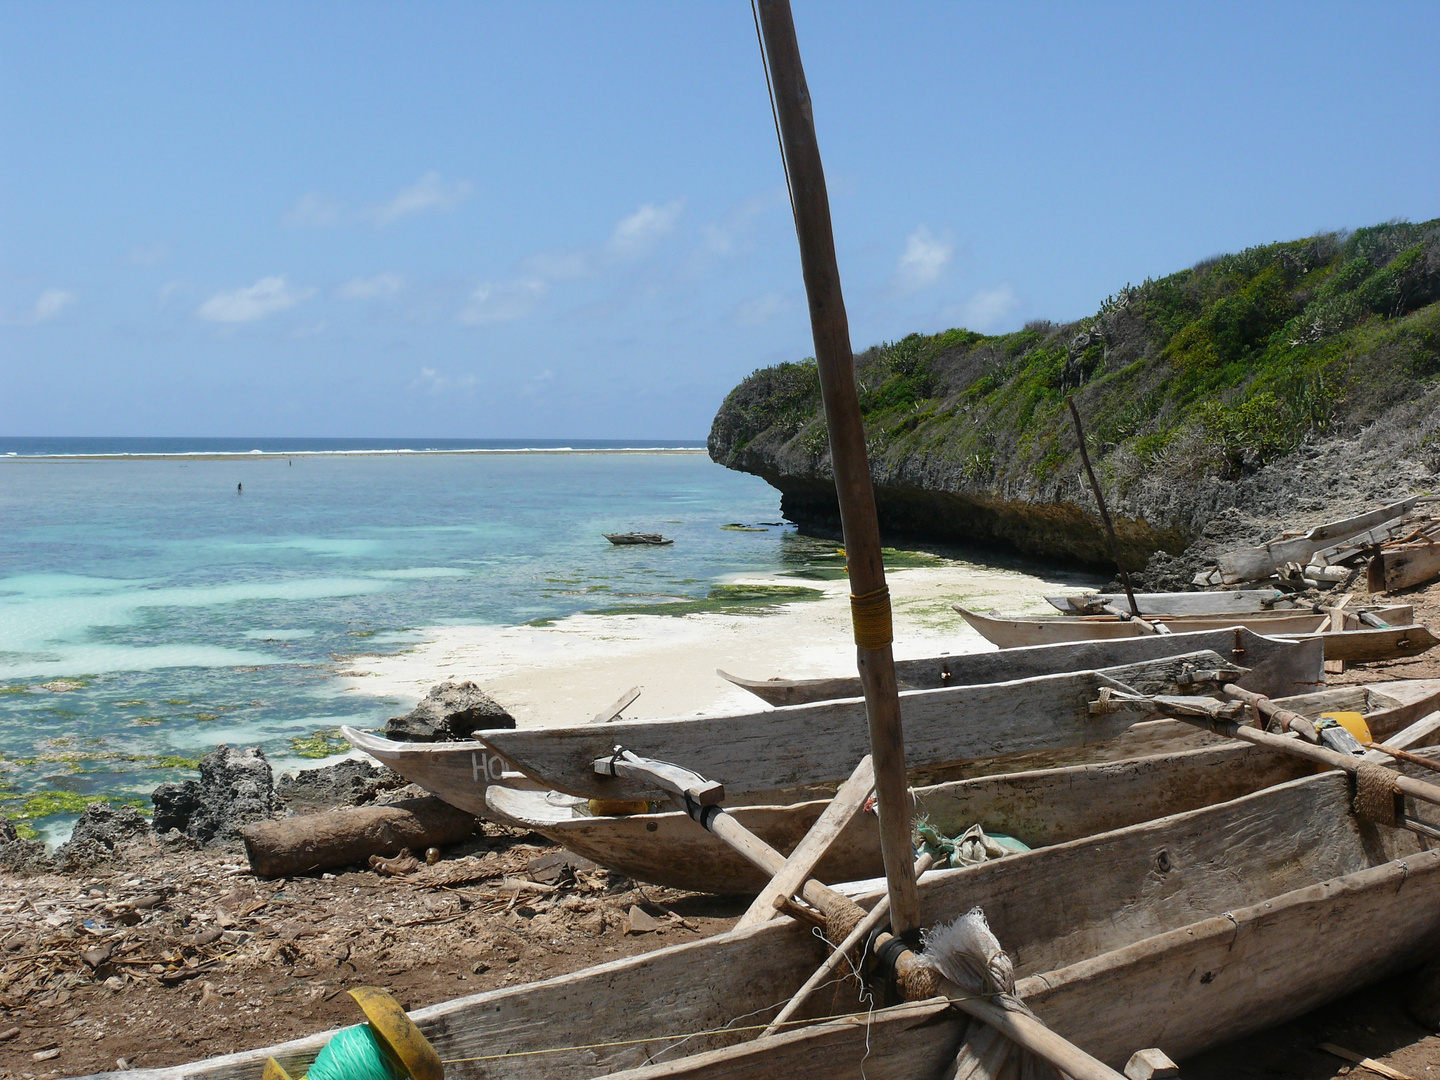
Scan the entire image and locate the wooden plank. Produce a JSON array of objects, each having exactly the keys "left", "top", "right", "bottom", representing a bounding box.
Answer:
[
  {"left": 1316, "top": 1045, "right": 1412, "bottom": 1080},
  {"left": 482, "top": 653, "right": 1230, "bottom": 801},
  {"left": 720, "top": 626, "right": 1318, "bottom": 707},
  {"left": 592, "top": 686, "right": 642, "bottom": 723},
  {"left": 1372, "top": 543, "right": 1440, "bottom": 594},
  {"left": 1216, "top": 499, "right": 1419, "bottom": 583},
  {"left": 1283, "top": 625, "right": 1440, "bottom": 663},
  {"left": 735, "top": 755, "right": 874, "bottom": 929}
]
